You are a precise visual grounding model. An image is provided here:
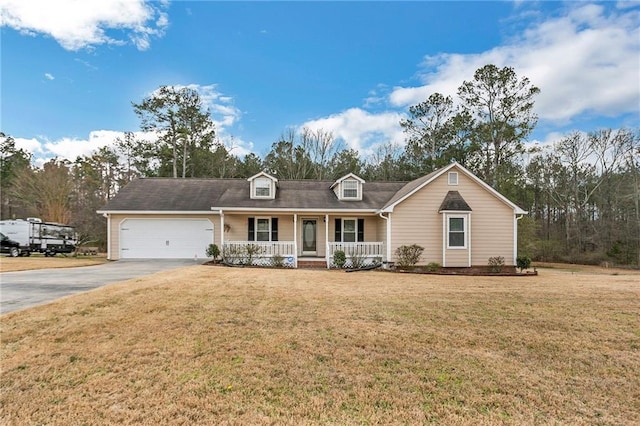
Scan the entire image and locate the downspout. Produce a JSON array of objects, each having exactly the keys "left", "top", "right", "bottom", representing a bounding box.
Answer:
[
  {"left": 103, "top": 213, "right": 111, "bottom": 260},
  {"left": 378, "top": 212, "right": 391, "bottom": 268},
  {"left": 514, "top": 214, "right": 524, "bottom": 265},
  {"left": 442, "top": 213, "right": 446, "bottom": 267},
  {"left": 219, "top": 210, "right": 224, "bottom": 249}
]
